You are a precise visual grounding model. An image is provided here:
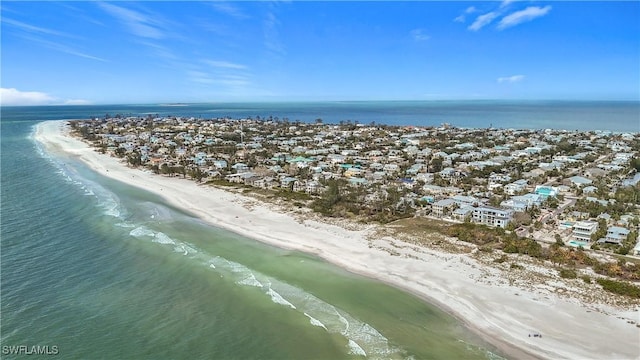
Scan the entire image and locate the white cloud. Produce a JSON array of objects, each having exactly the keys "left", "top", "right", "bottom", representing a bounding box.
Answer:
[
  {"left": 500, "top": 0, "right": 516, "bottom": 8},
  {"left": 497, "top": 6, "right": 552, "bottom": 30},
  {"left": 18, "top": 35, "right": 108, "bottom": 62},
  {"left": 497, "top": 75, "right": 525, "bottom": 83},
  {"left": 187, "top": 71, "right": 215, "bottom": 84},
  {"left": 204, "top": 60, "right": 247, "bottom": 70},
  {"left": 2, "top": 18, "right": 76, "bottom": 38},
  {"left": 454, "top": 6, "right": 477, "bottom": 23},
  {"left": 63, "top": 99, "right": 92, "bottom": 105},
  {"left": 0, "top": 88, "right": 90, "bottom": 106},
  {"left": 263, "top": 9, "right": 285, "bottom": 56},
  {"left": 468, "top": 12, "right": 499, "bottom": 31},
  {"left": 211, "top": 2, "right": 249, "bottom": 19},
  {"left": 98, "top": 2, "right": 165, "bottom": 39},
  {"left": 0, "top": 88, "right": 56, "bottom": 106},
  {"left": 410, "top": 29, "right": 430, "bottom": 41}
]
